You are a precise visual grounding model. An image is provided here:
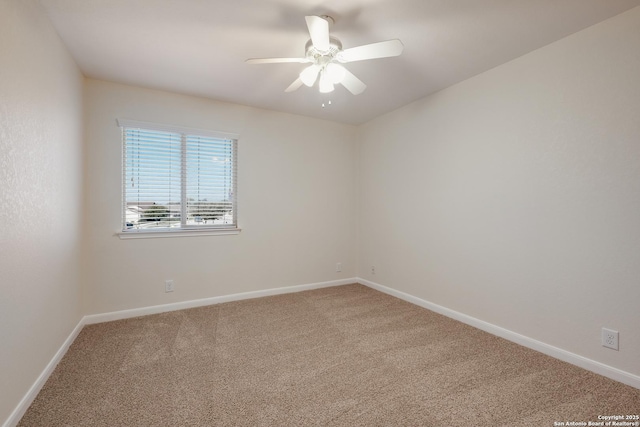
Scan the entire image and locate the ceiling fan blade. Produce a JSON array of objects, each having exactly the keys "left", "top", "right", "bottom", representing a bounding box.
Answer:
[
  {"left": 246, "top": 57, "right": 309, "bottom": 64},
  {"left": 338, "top": 39, "right": 404, "bottom": 62},
  {"left": 305, "top": 16, "right": 330, "bottom": 52},
  {"left": 340, "top": 68, "right": 366, "bottom": 95},
  {"left": 285, "top": 78, "right": 304, "bottom": 92}
]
